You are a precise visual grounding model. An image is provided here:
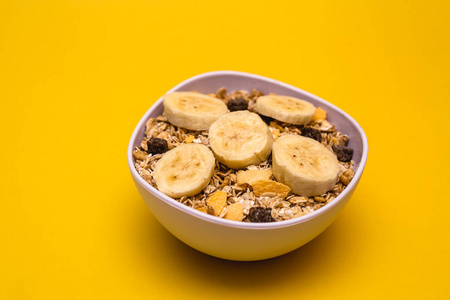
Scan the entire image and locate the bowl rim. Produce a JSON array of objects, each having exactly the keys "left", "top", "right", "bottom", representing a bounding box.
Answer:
[{"left": 127, "top": 70, "right": 368, "bottom": 230}]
